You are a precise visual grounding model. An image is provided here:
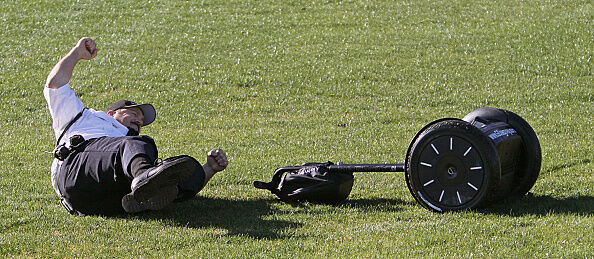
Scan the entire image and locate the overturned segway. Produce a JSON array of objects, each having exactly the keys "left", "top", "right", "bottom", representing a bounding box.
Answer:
[
  {"left": 406, "top": 107, "right": 541, "bottom": 212},
  {"left": 254, "top": 107, "right": 541, "bottom": 212}
]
